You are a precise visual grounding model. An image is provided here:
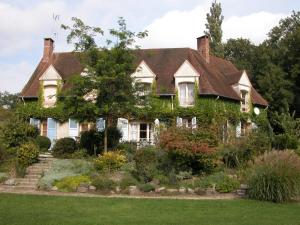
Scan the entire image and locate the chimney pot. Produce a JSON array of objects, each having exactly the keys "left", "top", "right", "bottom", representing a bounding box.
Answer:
[
  {"left": 197, "top": 35, "right": 210, "bottom": 63},
  {"left": 43, "top": 38, "right": 54, "bottom": 62}
]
